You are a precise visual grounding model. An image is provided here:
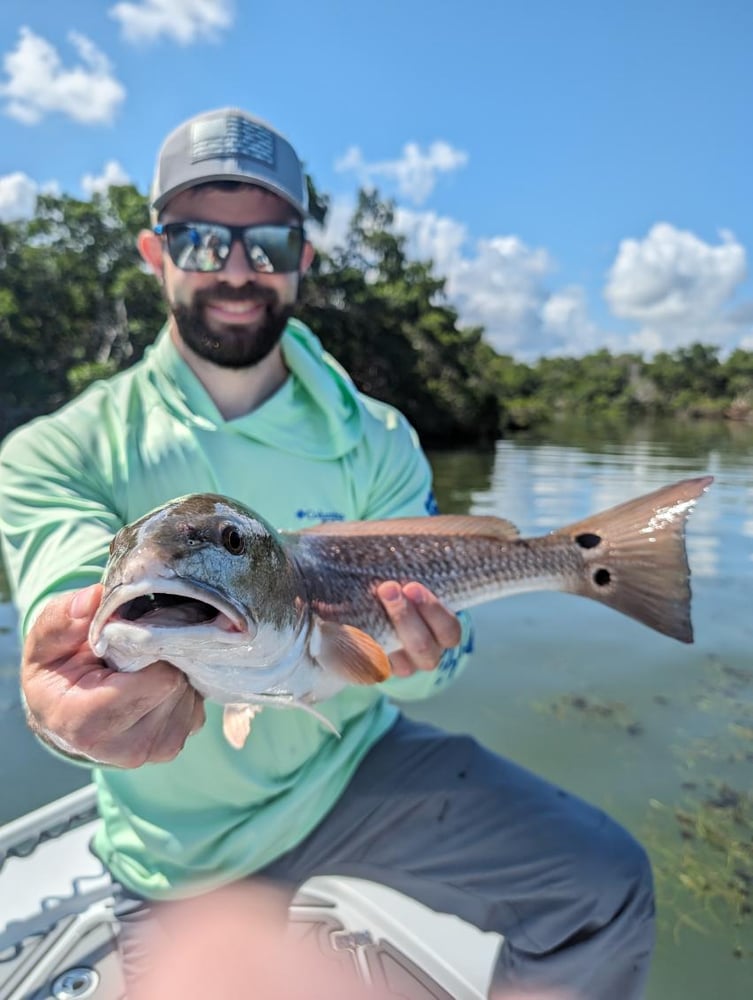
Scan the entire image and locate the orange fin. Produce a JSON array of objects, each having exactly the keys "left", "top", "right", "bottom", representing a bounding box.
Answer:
[
  {"left": 313, "top": 617, "right": 391, "bottom": 684},
  {"left": 222, "top": 703, "right": 263, "bottom": 750},
  {"left": 297, "top": 514, "right": 519, "bottom": 541}
]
